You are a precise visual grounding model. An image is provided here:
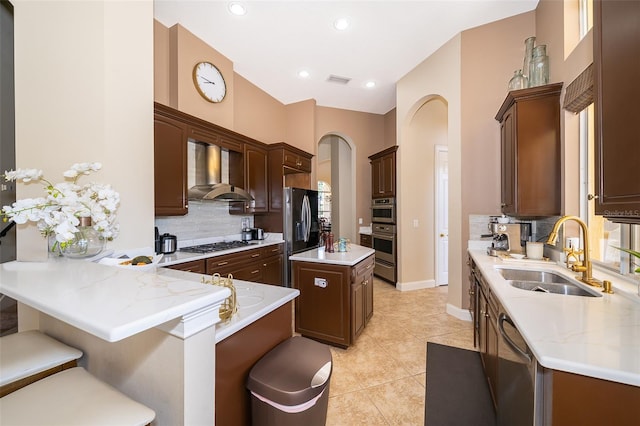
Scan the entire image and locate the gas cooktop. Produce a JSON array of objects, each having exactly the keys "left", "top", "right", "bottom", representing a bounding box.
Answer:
[{"left": 179, "top": 241, "right": 250, "bottom": 254}]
